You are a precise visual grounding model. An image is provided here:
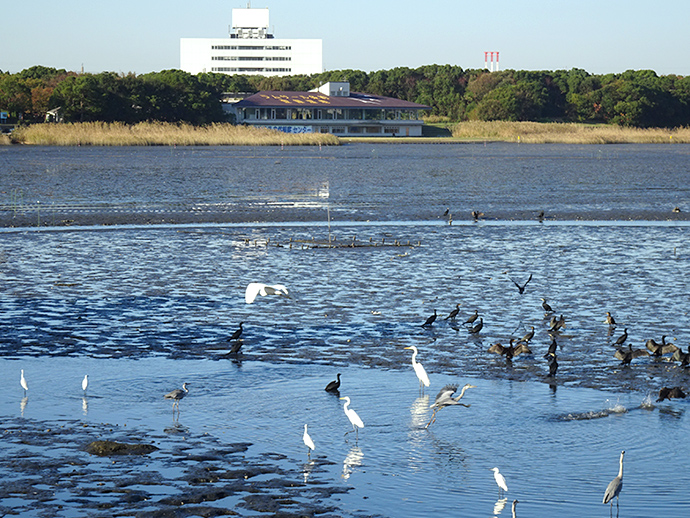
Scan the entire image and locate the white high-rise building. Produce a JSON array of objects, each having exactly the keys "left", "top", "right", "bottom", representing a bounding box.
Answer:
[{"left": 180, "top": 7, "right": 322, "bottom": 76}]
